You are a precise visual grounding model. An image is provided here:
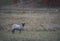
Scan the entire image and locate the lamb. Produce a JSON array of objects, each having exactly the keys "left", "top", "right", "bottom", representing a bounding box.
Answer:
[{"left": 11, "top": 23, "right": 25, "bottom": 33}]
